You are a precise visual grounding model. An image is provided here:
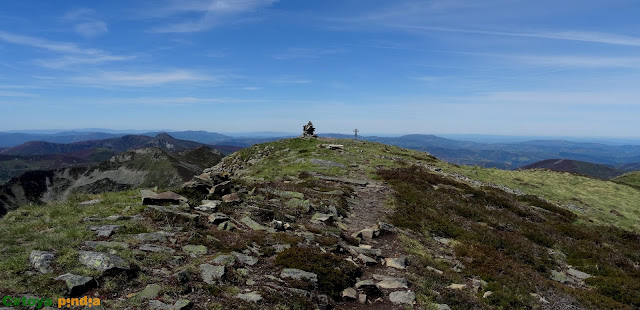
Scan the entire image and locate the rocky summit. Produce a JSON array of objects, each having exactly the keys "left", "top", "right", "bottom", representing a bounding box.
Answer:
[{"left": 1, "top": 137, "right": 639, "bottom": 309}]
